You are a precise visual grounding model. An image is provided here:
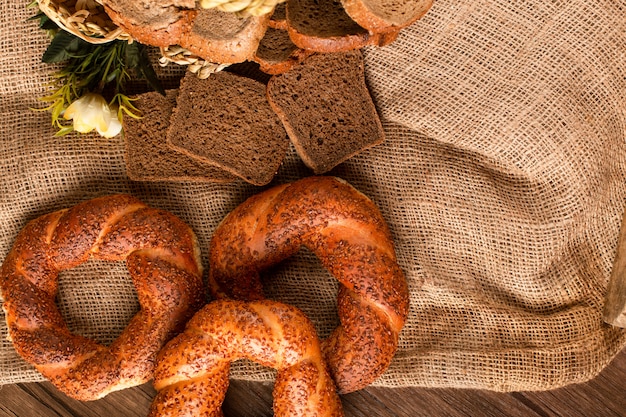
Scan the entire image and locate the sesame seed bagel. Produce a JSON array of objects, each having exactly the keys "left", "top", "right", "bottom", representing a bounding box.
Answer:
[
  {"left": 0, "top": 194, "right": 205, "bottom": 400},
  {"left": 208, "top": 176, "right": 409, "bottom": 393},
  {"left": 148, "top": 299, "right": 344, "bottom": 416}
]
